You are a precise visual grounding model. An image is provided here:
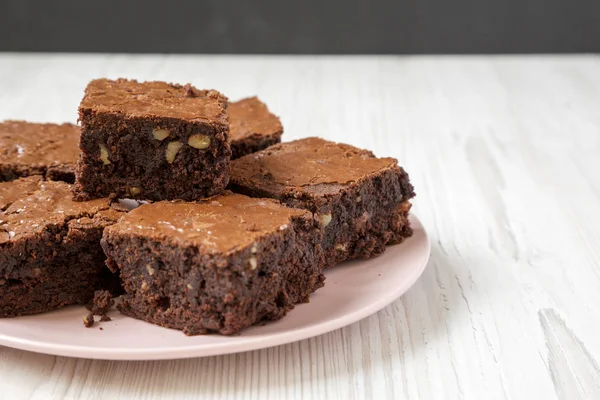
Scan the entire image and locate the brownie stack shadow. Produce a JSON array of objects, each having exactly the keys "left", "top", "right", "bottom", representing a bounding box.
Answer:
[{"left": 0, "top": 78, "right": 415, "bottom": 335}]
